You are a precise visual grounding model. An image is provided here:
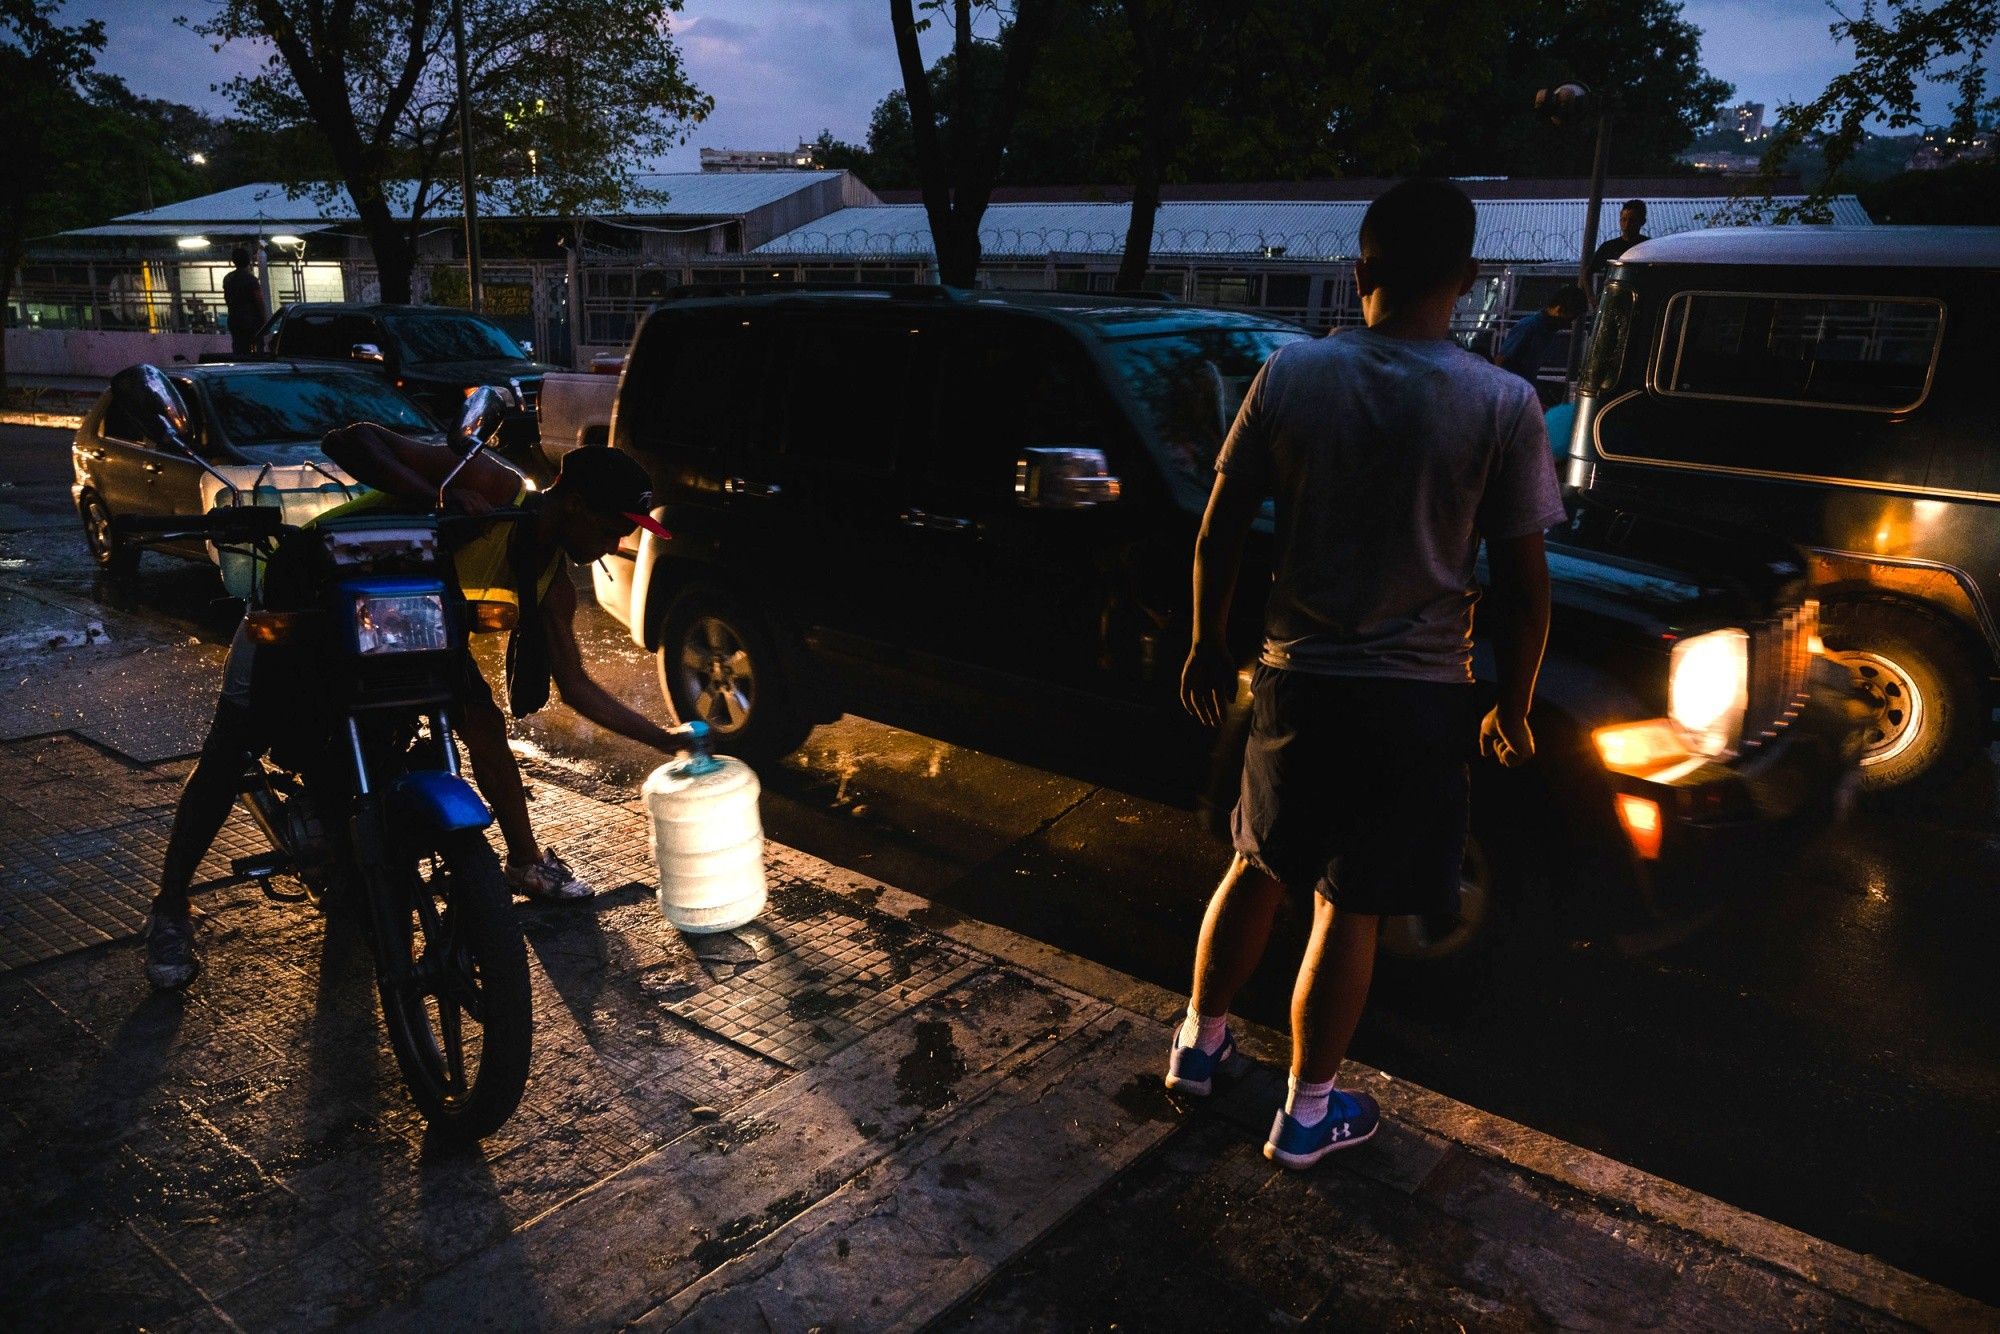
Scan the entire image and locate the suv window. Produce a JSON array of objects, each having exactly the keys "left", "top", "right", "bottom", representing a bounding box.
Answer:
[
  {"left": 775, "top": 318, "right": 926, "bottom": 476},
  {"left": 280, "top": 311, "right": 378, "bottom": 360},
  {"left": 622, "top": 313, "right": 764, "bottom": 459},
  {"left": 1106, "top": 325, "right": 1304, "bottom": 494},
  {"left": 1655, "top": 291, "right": 1943, "bottom": 412},
  {"left": 928, "top": 321, "right": 1111, "bottom": 501}
]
